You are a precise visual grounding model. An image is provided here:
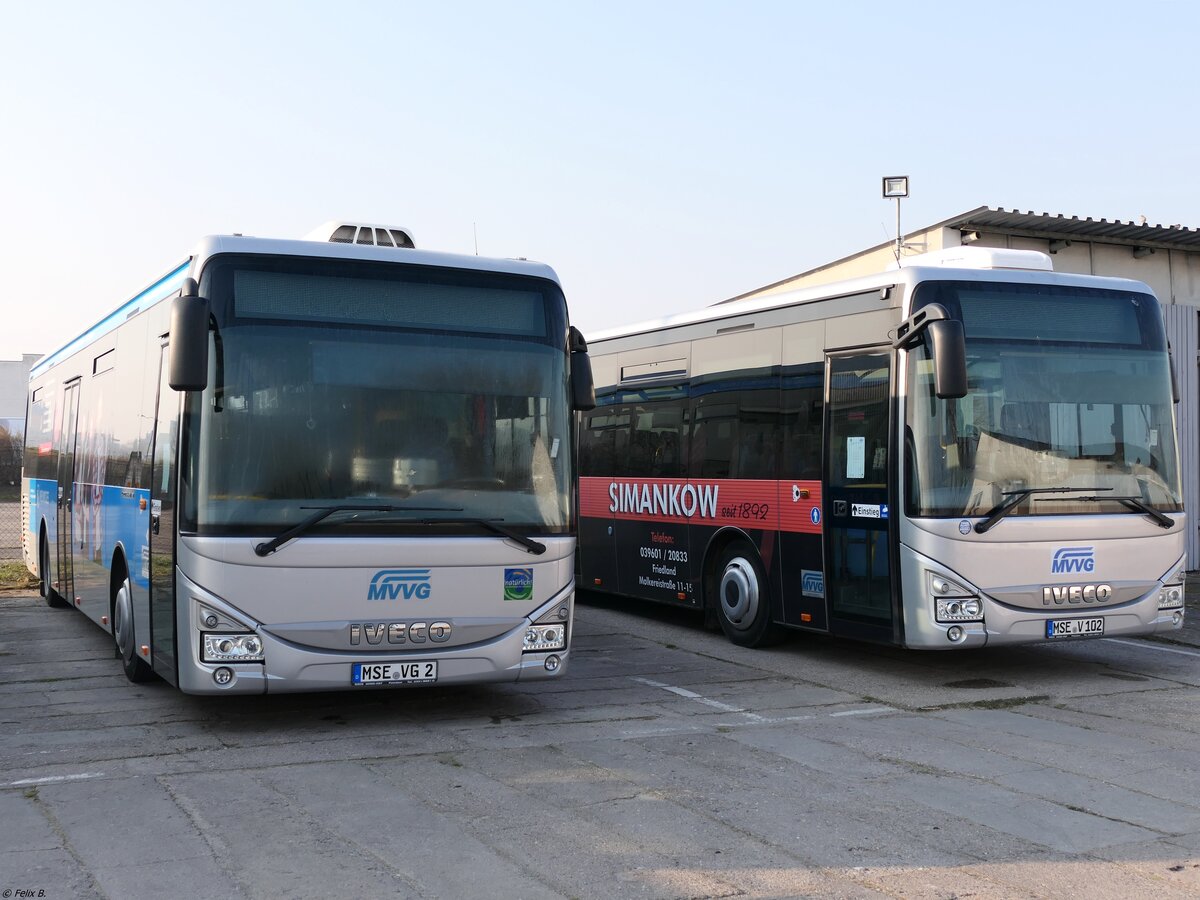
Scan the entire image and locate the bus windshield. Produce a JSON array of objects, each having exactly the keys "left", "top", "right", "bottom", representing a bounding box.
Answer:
[
  {"left": 905, "top": 280, "right": 1182, "bottom": 520},
  {"left": 180, "top": 255, "right": 571, "bottom": 536}
]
